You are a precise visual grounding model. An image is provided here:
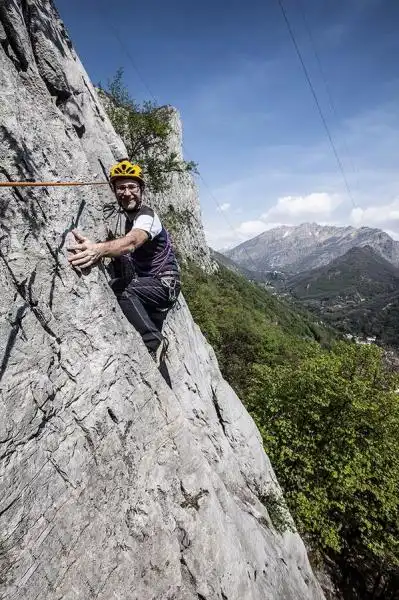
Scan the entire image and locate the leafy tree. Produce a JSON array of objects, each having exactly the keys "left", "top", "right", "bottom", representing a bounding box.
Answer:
[
  {"left": 99, "top": 68, "right": 197, "bottom": 193},
  {"left": 247, "top": 342, "right": 399, "bottom": 598}
]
